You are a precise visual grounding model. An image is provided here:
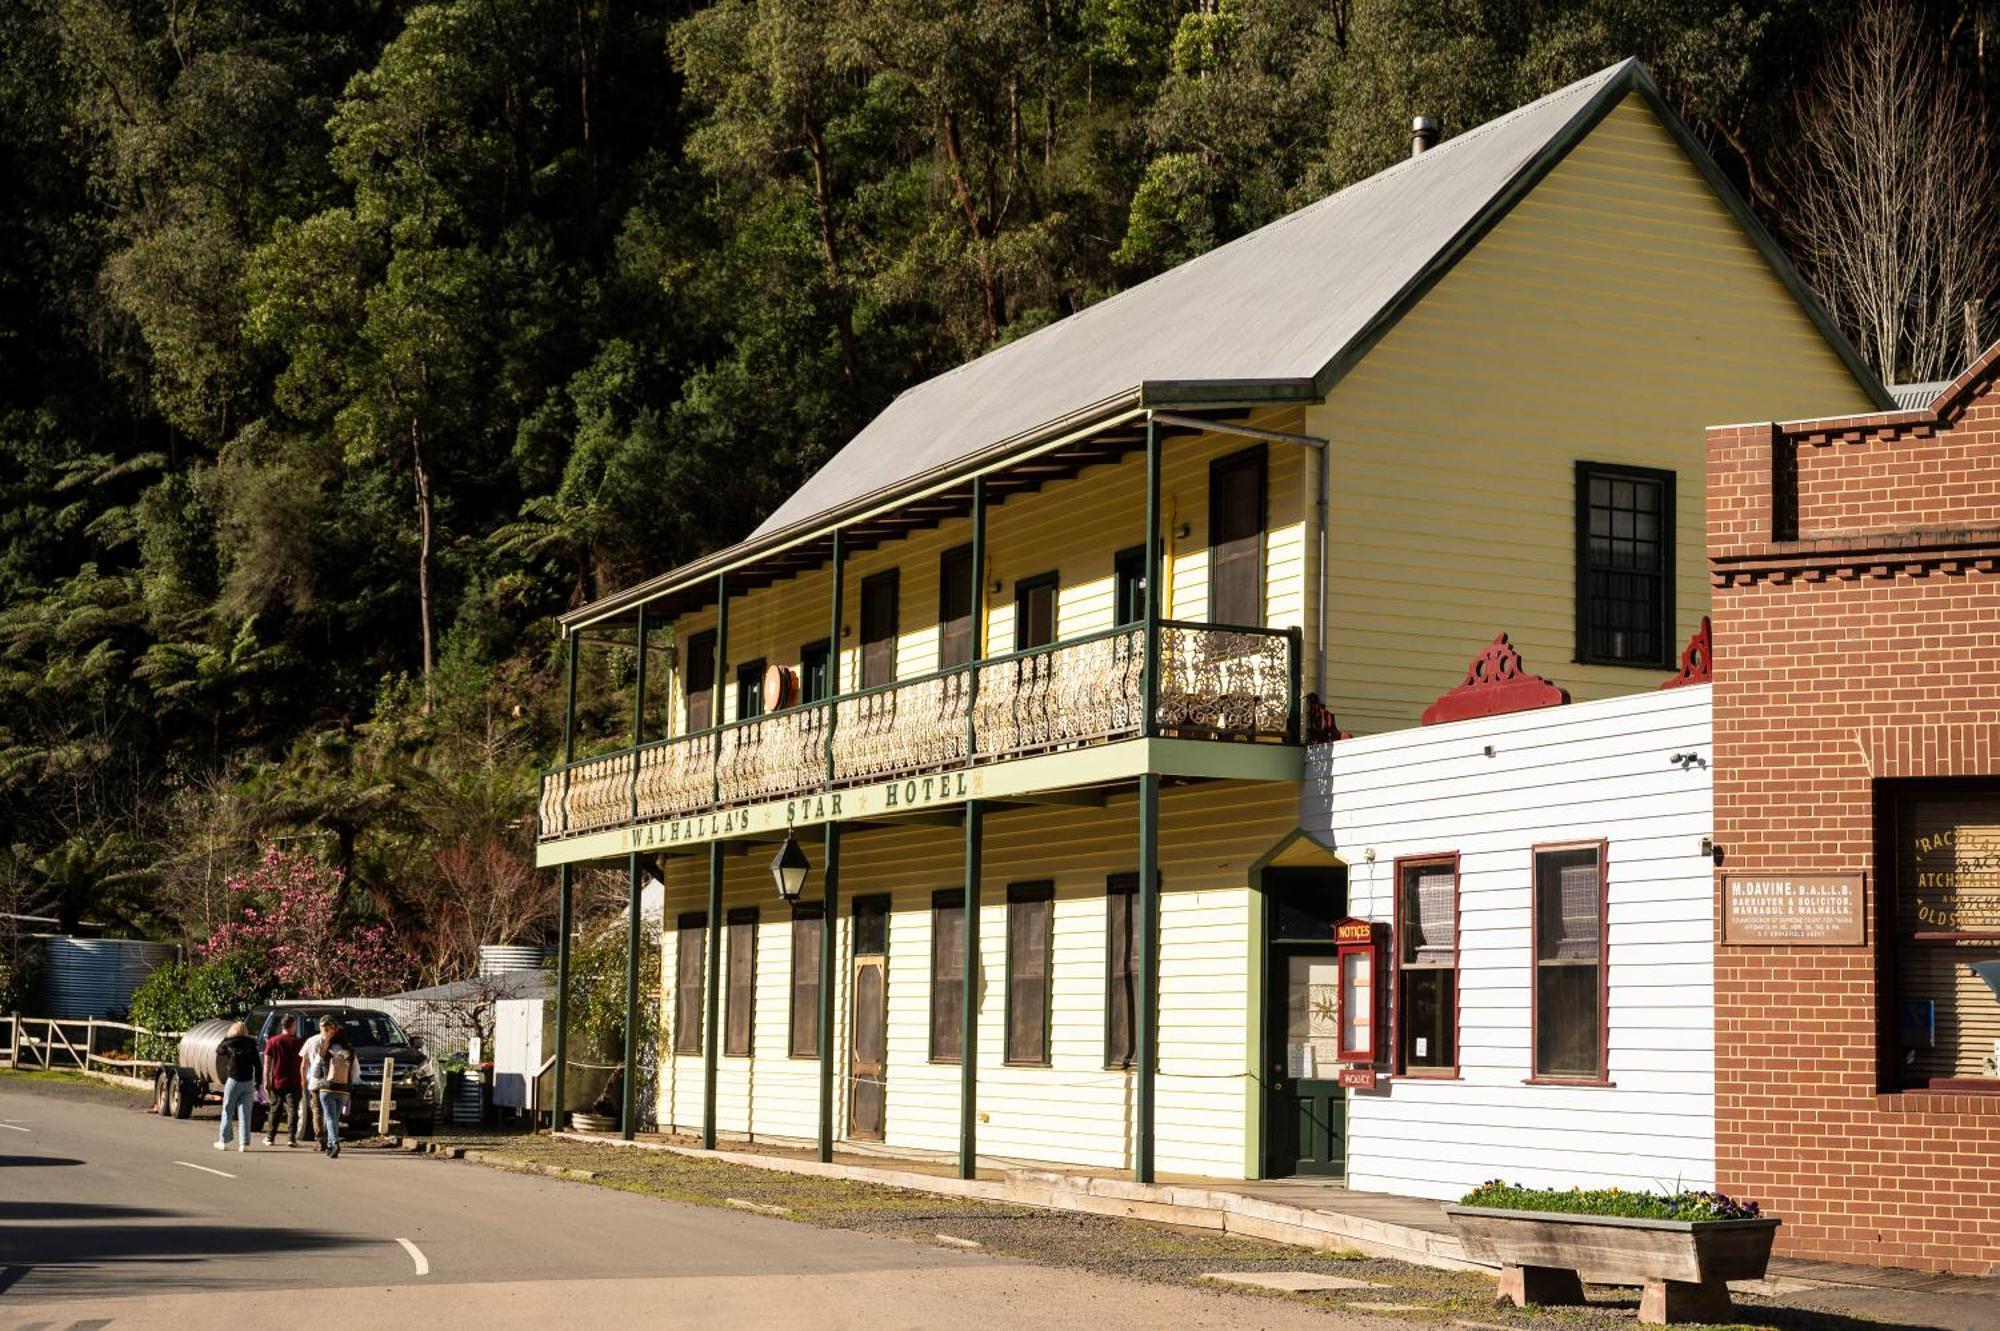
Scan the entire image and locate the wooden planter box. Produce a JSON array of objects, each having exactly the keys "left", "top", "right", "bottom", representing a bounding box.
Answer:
[{"left": 1443, "top": 1204, "right": 1780, "bottom": 1326}]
